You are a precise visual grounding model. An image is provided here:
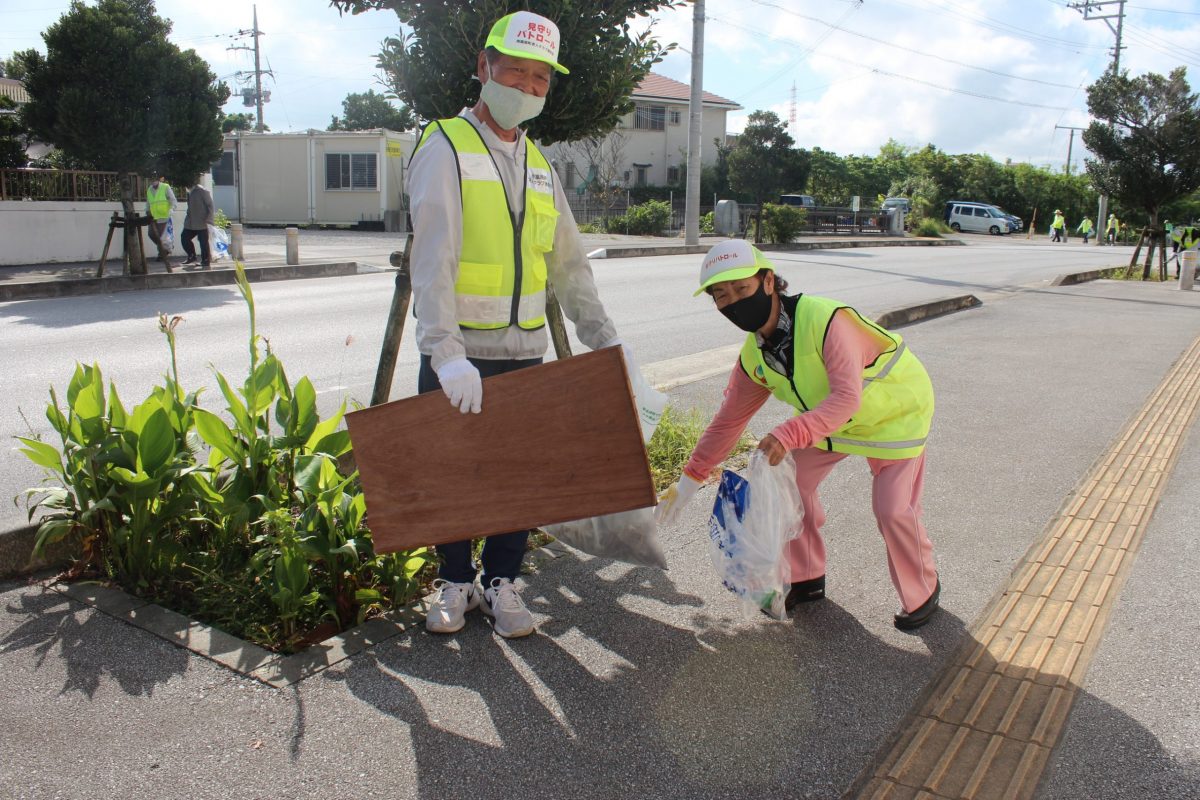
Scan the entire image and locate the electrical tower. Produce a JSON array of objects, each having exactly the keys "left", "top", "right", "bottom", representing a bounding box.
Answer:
[
  {"left": 1054, "top": 124, "right": 1087, "bottom": 175},
  {"left": 1067, "top": 0, "right": 1126, "bottom": 241},
  {"left": 789, "top": 81, "right": 797, "bottom": 132},
  {"left": 228, "top": 4, "right": 272, "bottom": 132}
]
